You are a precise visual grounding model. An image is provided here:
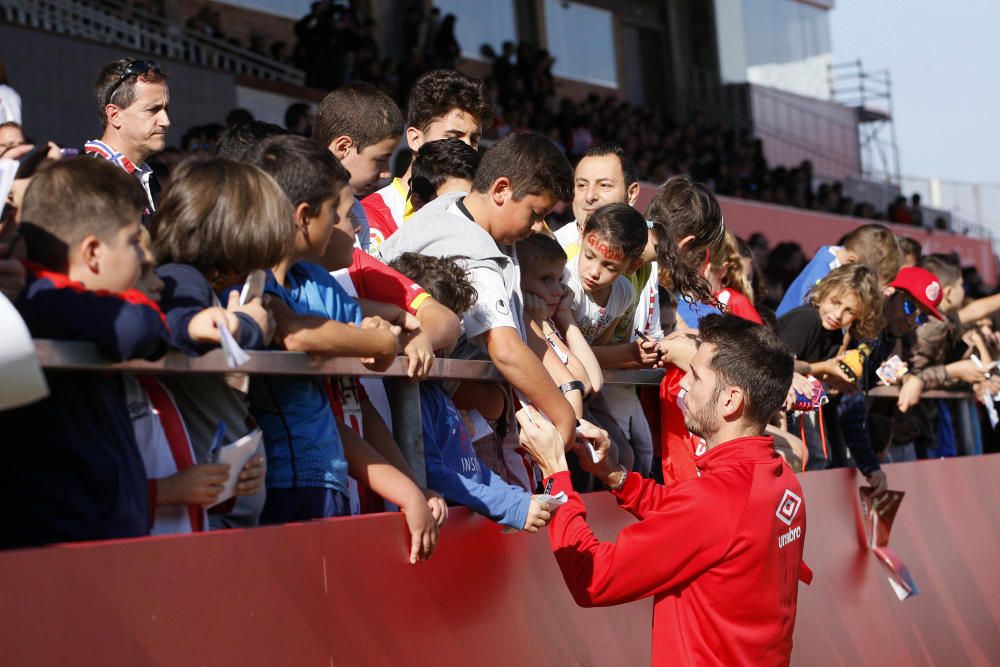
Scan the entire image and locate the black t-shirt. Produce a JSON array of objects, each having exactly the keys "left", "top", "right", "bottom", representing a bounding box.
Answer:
[{"left": 777, "top": 304, "right": 845, "bottom": 363}]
